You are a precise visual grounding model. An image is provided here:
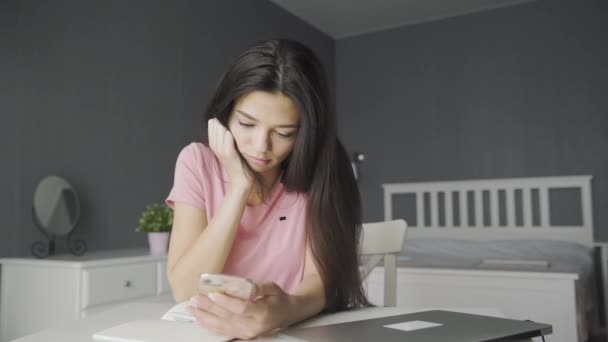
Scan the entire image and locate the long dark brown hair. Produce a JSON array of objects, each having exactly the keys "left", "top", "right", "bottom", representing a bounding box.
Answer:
[{"left": 203, "top": 39, "right": 370, "bottom": 311}]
